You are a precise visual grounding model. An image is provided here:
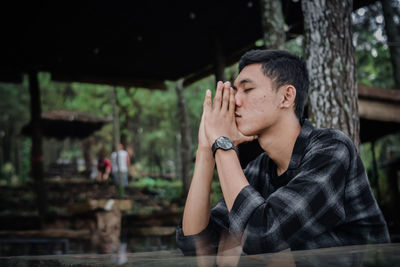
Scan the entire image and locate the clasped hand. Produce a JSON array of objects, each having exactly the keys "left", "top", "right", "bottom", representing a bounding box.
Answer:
[{"left": 197, "top": 81, "right": 255, "bottom": 150}]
